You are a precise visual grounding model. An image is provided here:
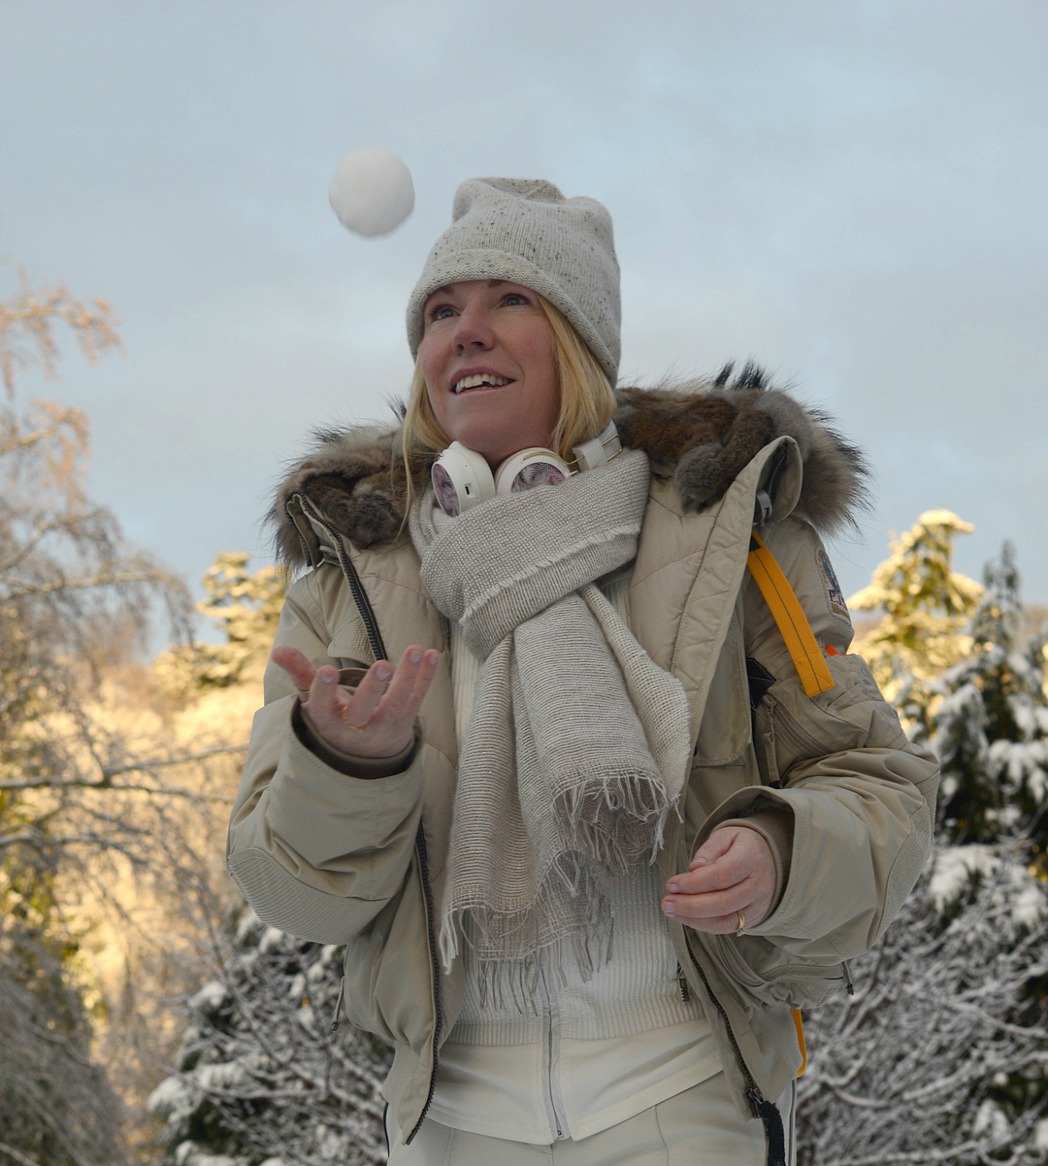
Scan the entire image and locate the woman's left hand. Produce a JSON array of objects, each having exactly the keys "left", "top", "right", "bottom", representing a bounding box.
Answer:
[{"left": 661, "top": 826, "right": 776, "bottom": 935}]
